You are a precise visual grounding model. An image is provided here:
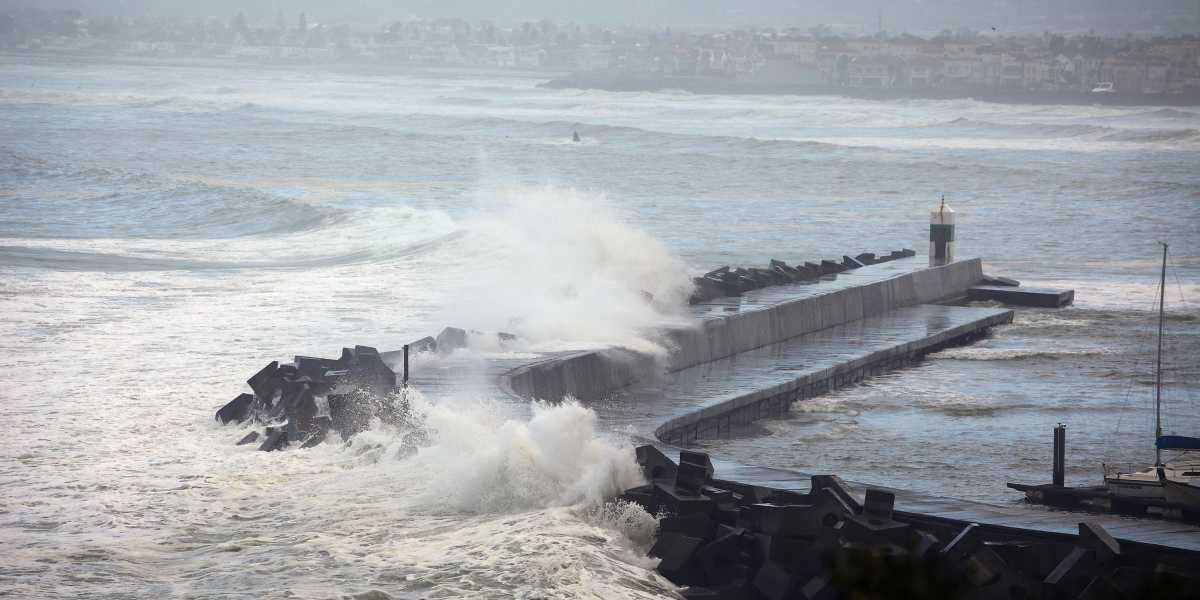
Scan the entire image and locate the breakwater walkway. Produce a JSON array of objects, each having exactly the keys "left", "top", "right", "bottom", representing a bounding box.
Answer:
[{"left": 595, "top": 304, "right": 1011, "bottom": 444}]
